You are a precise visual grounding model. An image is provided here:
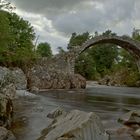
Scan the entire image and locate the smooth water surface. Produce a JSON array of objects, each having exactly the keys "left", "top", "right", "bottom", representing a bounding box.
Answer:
[{"left": 11, "top": 83, "right": 140, "bottom": 140}]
